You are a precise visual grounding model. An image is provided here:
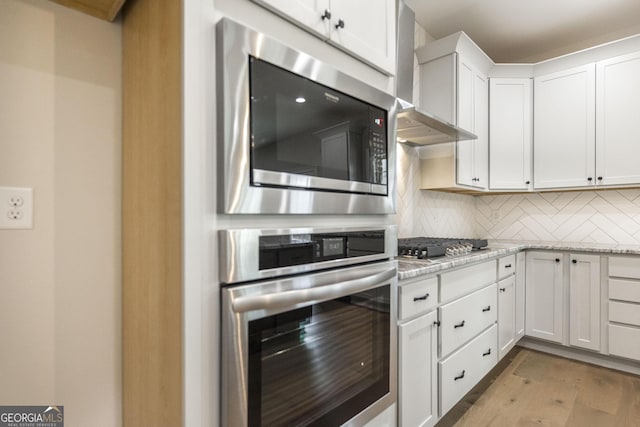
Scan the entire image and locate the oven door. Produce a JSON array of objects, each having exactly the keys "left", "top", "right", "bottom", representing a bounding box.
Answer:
[
  {"left": 216, "top": 18, "right": 397, "bottom": 214},
  {"left": 221, "top": 261, "right": 397, "bottom": 427}
]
